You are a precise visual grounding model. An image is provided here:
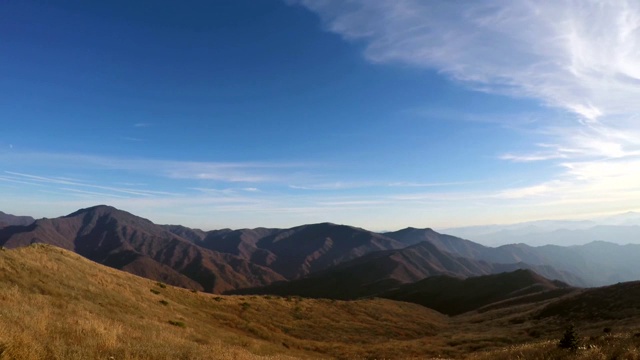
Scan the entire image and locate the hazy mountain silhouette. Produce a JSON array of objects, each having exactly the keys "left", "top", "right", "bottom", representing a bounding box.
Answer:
[
  {"left": 462, "top": 225, "right": 640, "bottom": 247},
  {"left": 0, "top": 205, "right": 284, "bottom": 293},
  {"left": 441, "top": 213, "right": 640, "bottom": 246},
  {"left": 384, "top": 227, "right": 640, "bottom": 286},
  {"left": 384, "top": 227, "right": 496, "bottom": 259},
  {"left": 0, "top": 211, "right": 35, "bottom": 227},
  {"left": 461, "top": 241, "right": 640, "bottom": 286}
]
